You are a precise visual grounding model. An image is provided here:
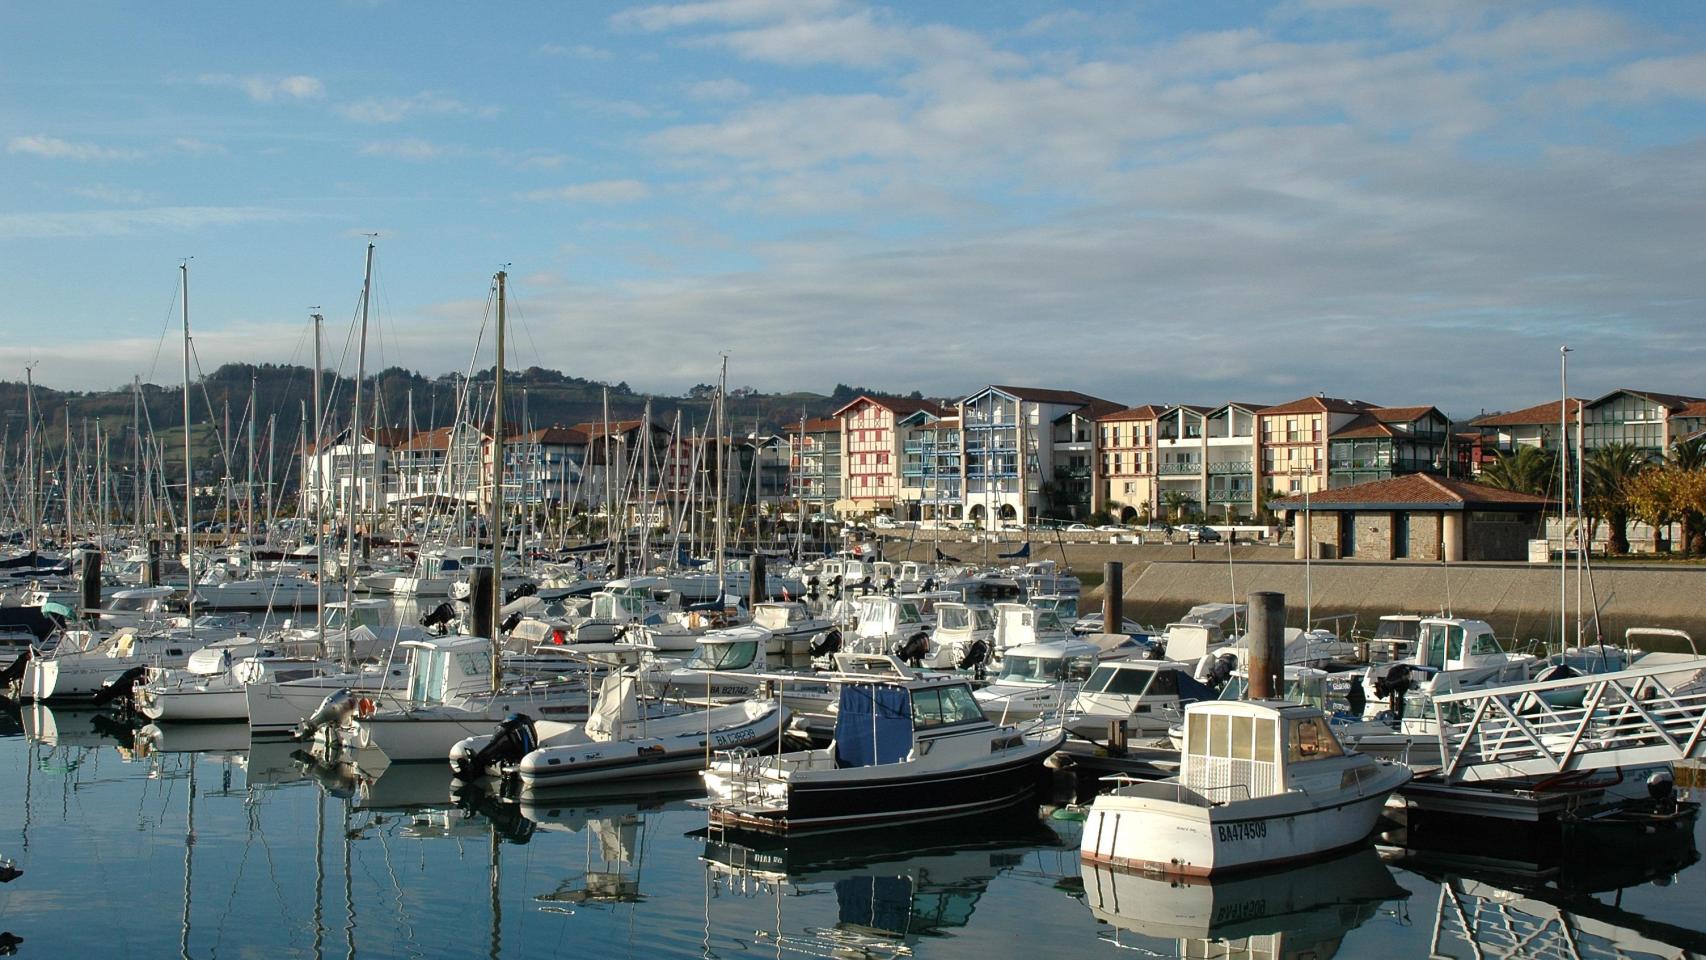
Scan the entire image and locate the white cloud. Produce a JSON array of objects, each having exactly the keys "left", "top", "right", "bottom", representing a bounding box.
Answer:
[
  {"left": 0, "top": 206, "right": 306, "bottom": 239},
  {"left": 518, "top": 180, "right": 653, "bottom": 203},
  {"left": 7, "top": 135, "right": 144, "bottom": 161},
  {"left": 685, "top": 78, "right": 753, "bottom": 100},
  {"left": 358, "top": 138, "right": 461, "bottom": 161},
  {"left": 338, "top": 91, "right": 497, "bottom": 123},
  {"left": 68, "top": 183, "right": 152, "bottom": 204},
  {"left": 613, "top": 0, "right": 840, "bottom": 32},
  {"left": 198, "top": 73, "right": 325, "bottom": 101},
  {"left": 539, "top": 42, "right": 614, "bottom": 60}
]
